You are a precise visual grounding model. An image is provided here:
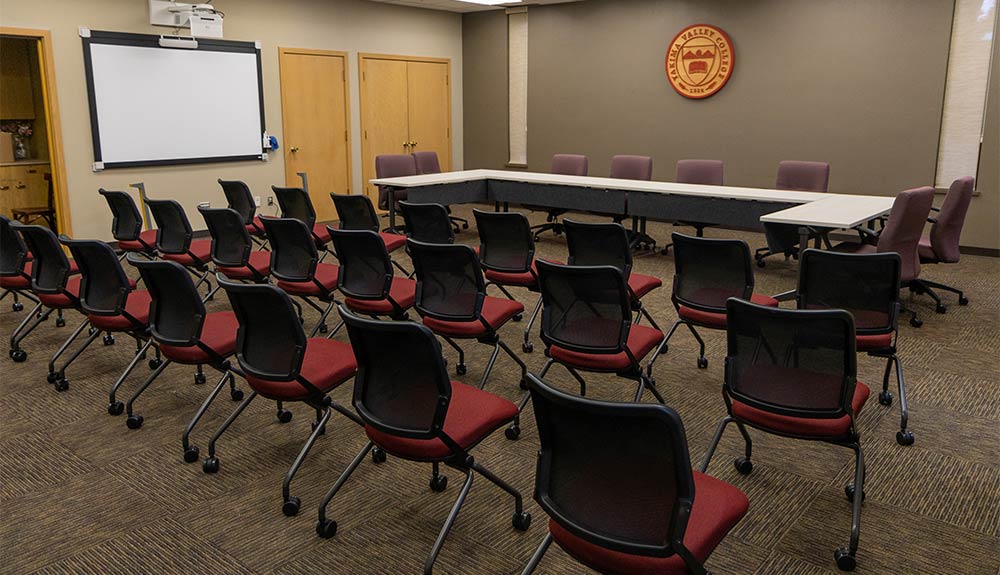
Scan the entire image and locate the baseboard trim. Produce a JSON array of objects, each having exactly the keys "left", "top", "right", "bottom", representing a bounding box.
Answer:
[{"left": 960, "top": 246, "right": 999, "bottom": 257}]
